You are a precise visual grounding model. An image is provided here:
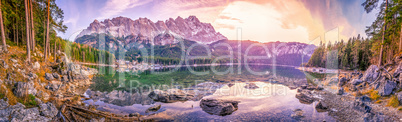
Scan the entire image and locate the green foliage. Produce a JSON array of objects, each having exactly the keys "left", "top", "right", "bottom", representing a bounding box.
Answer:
[
  {"left": 306, "top": 35, "right": 372, "bottom": 70},
  {"left": 59, "top": 39, "right": 115, "bottom": 64},
  {"left": 18, "top": 94, "right": 37, "bottom": 108}
]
